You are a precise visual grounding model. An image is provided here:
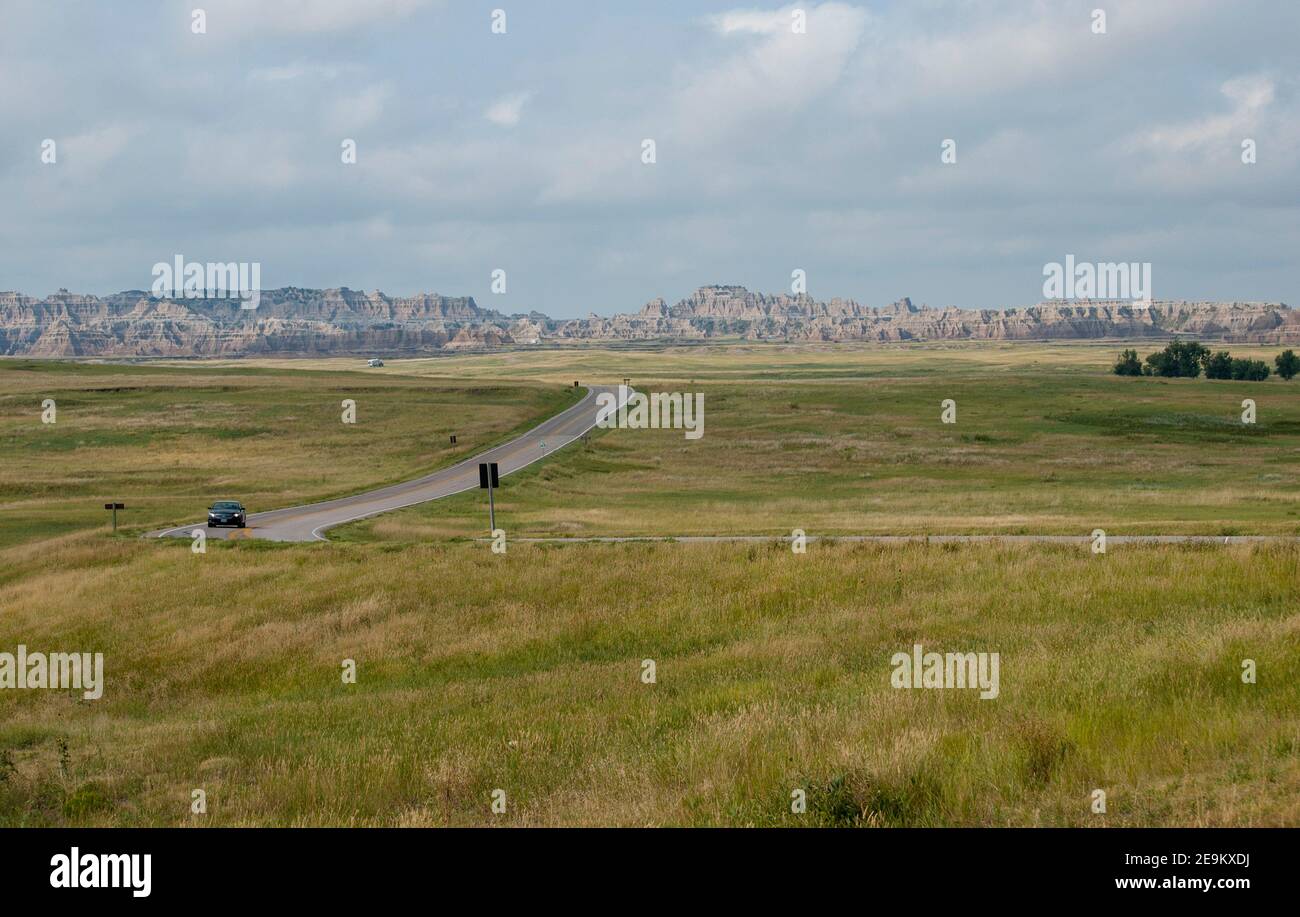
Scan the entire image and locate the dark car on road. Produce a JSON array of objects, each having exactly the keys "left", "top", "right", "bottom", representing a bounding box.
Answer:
[{"left": 207, "top": 500, "right": 247, "bottom": 528}]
